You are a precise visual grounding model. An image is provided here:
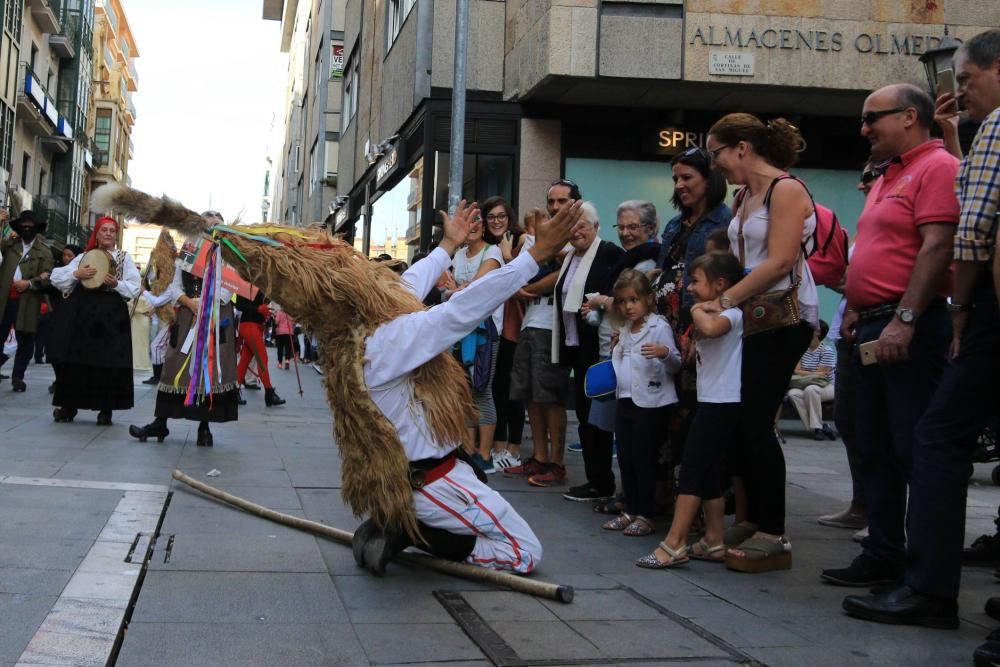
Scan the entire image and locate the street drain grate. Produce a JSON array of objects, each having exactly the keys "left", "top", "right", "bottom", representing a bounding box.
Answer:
[{"left": 434, "top": 588, "right": 762, "bottom": 667}]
